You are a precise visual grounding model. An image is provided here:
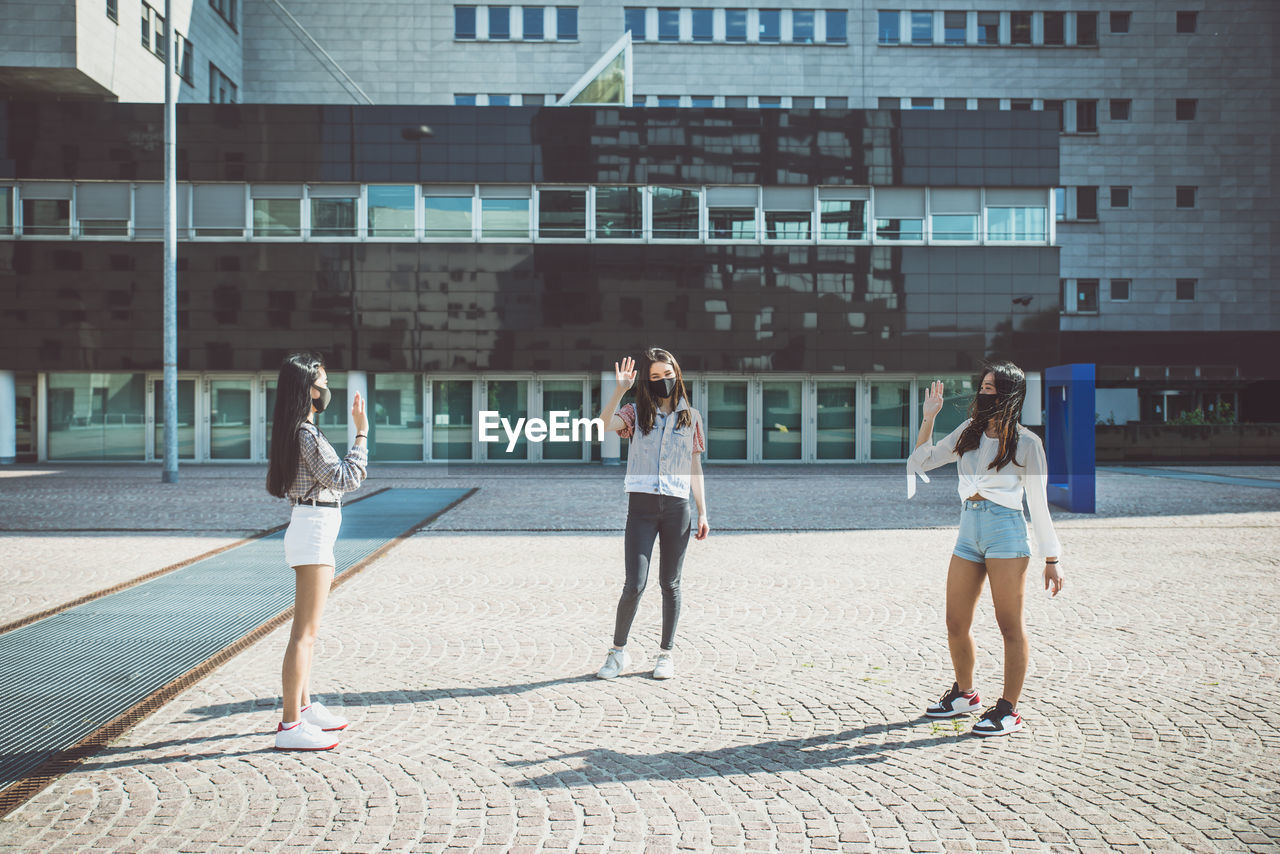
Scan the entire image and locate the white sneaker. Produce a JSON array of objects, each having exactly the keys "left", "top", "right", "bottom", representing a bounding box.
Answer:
[
  {"left": 596, "top": 648, "right": 630, "bottom": 679},
  {"left": 652, "top": 652, "right": 675, "bottom": 680},
  {"left": 301, "top": 700, "right": 348, "bottom": 732},
  {"left": 274, "top": 720, "right": 338, "bottom": 751}
]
